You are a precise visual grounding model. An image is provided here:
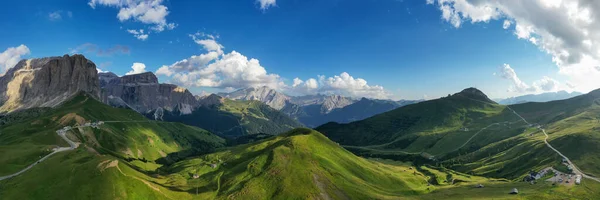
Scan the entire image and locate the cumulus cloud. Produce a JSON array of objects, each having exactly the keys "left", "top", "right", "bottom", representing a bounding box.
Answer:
[
  {"left": 427, "top": 0, "right": 600, "bottom": 92},
  {"left": 157, "top": 33, "right": 284, "bottom": 89},
  {"left": 290, "top": 77, "right": 319, "bottom": 95},
  {"left": 157, "top": 34, "right": 391, "bottom": 99},
  {"left": 257, "top": 0, "right": 277, "bottom": 10},
  {"left": 70, "top": 43, "right": 130, "bottom": 56},
  {"left": 0, "top": 45, "right": 31, "bottom": 75},
  {"left": 318, "top": 72, "right": 389, "bottom": 99},
  {"left": 127, "top": 29, "right": 149, "bottom": 41},
  {"left": 89, "top": 0, "right": 176, "bottom": 39},
  {"left": 126, "top": 62, "right": 147, "bottom": 75},
  {"left": 498, "top": 64, "right": 560, "bottom": 93},
  {"left": 189, "top": 33, "right": 224, "bottom": 54},
  {"left": 290, "top": 73, "right": 390, "bottom": 98}
]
